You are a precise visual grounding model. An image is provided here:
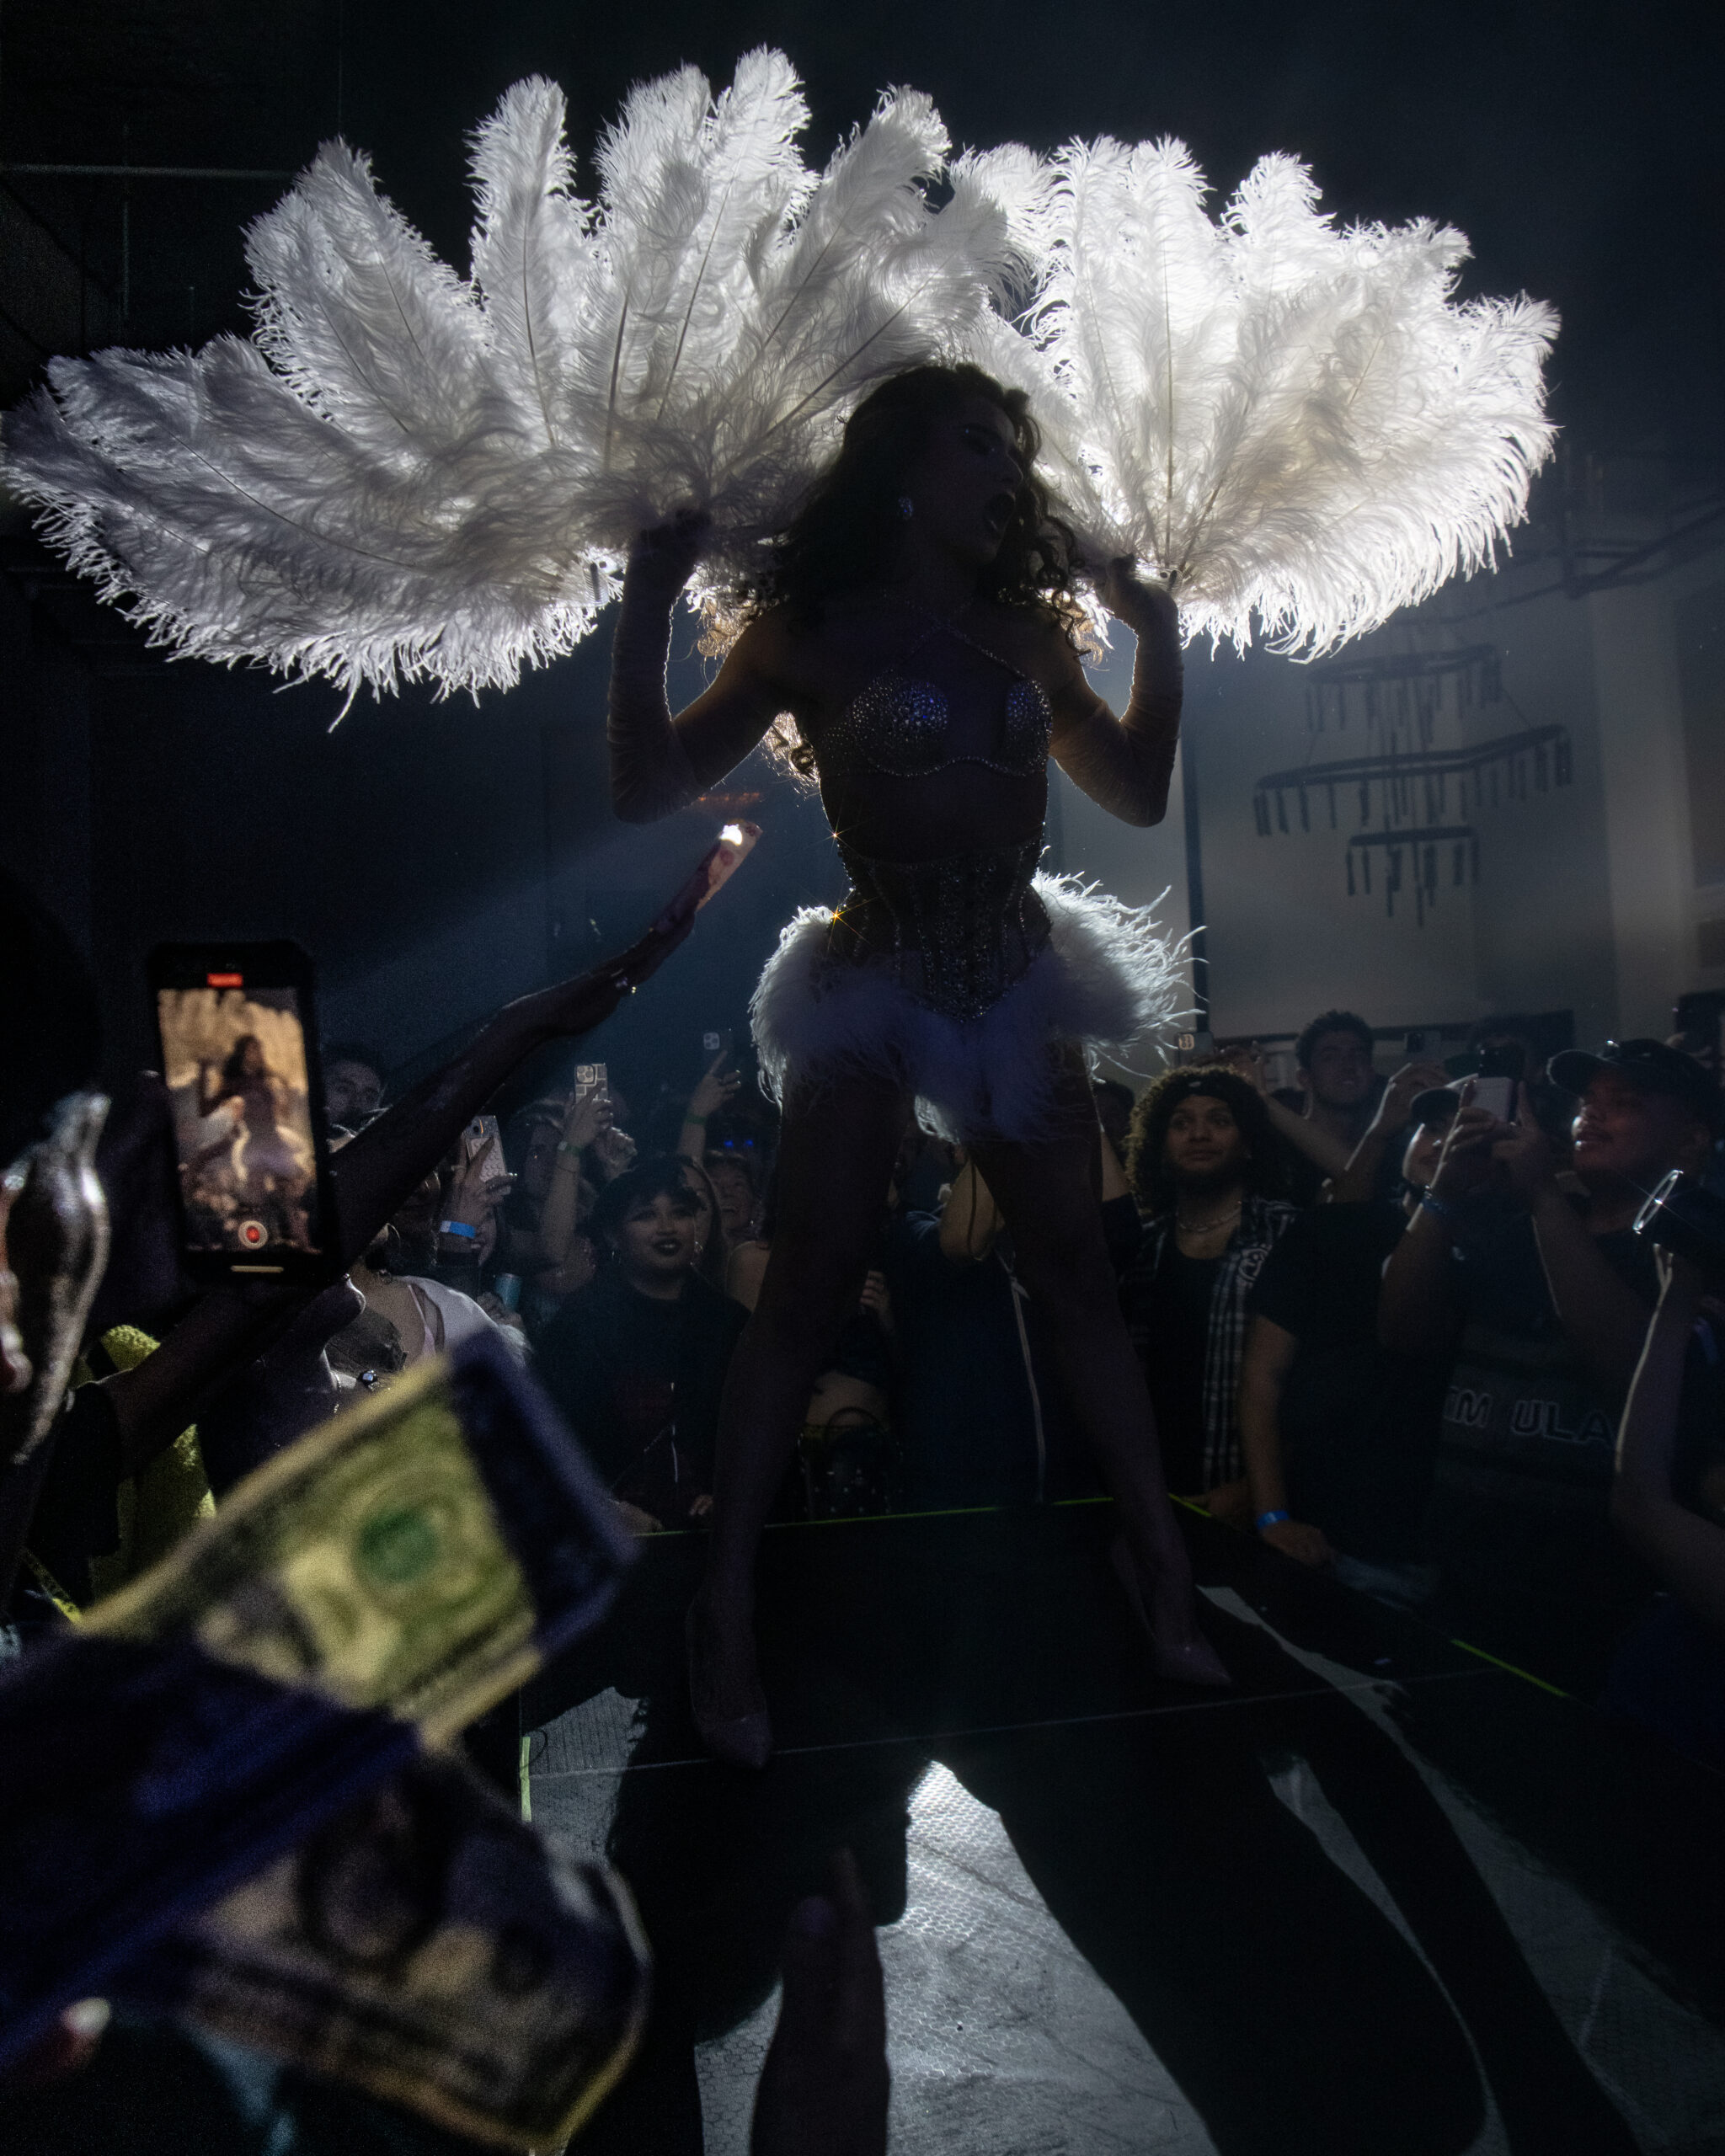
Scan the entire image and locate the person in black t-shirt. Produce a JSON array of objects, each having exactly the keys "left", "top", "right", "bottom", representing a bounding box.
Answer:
[
  {"left": 883, "top": 1149, "right": 1135, "bottom": 1510},
  {"left": 1240, "top": 1091, "right": 1457, "bottom": 1605},
  {"left": 536, "top": 1156, "right": 746, "bottom": 1531},
  {"left": 1604, "top": 1249, "right": 1725, "bottom": 1770}
]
